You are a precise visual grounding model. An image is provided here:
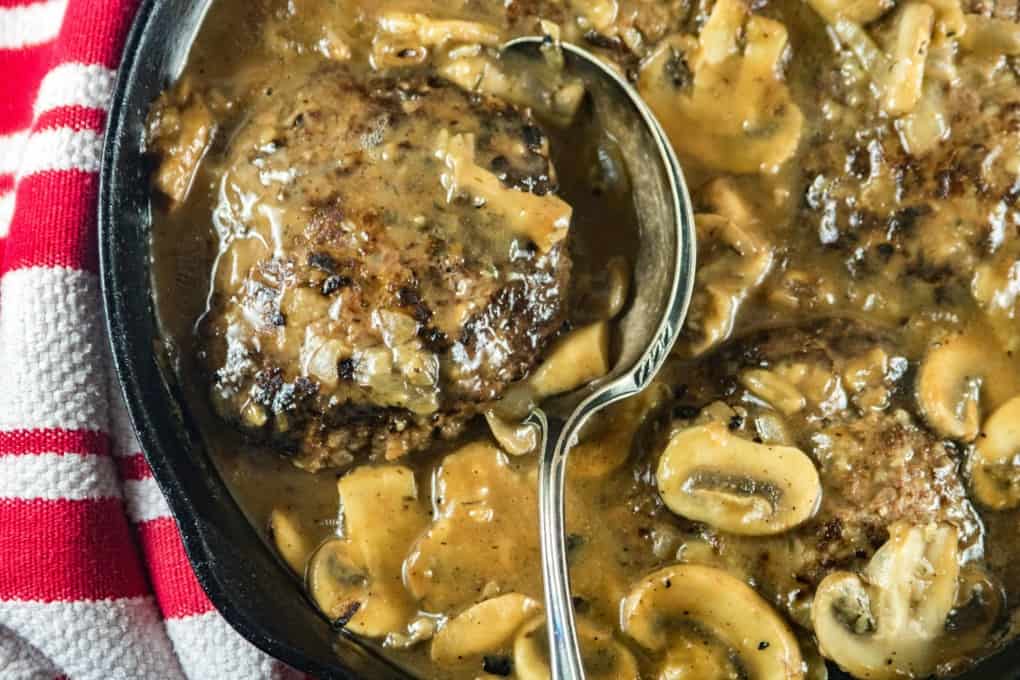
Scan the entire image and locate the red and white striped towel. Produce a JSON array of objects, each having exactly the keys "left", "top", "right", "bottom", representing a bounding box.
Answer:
[{"left": 0, "top": 2, "right": 301, "bottom": 678}]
